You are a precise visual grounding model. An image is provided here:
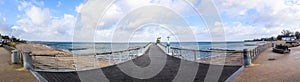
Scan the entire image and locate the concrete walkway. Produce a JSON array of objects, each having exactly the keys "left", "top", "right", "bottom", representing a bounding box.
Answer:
[
  {"left": 235, "top": 46, "right": 300, "bottom": 82},
  {"left": 0, "top": 47, "right": 37, "bottom": 82}
]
